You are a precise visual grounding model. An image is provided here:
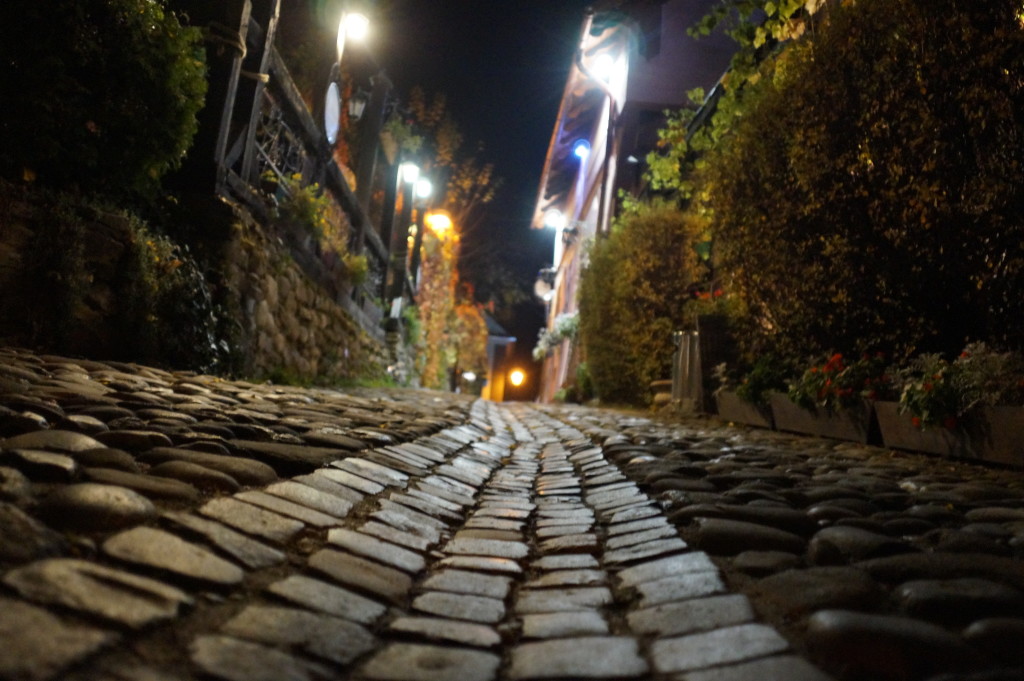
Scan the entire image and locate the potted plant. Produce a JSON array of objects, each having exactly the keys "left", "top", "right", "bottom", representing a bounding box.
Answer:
[
  {"left": 891, "top": 343, "right": 1024, "bottom": 465},
  {"left": 771, "top": 352, "right": 888, "bottom": 443},
  {"left": 712, "top": 355, "right": 790, "bottom": 429}
]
